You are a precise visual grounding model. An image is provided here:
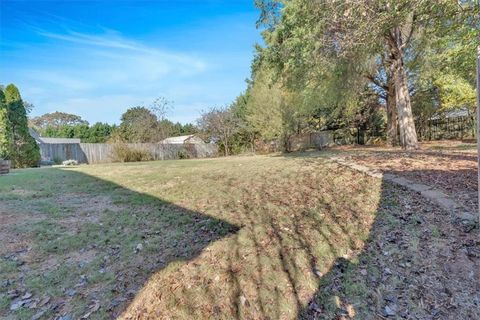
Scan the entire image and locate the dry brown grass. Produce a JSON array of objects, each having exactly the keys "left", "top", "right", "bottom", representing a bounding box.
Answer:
[{"left": 1, "top": 151, "right": 478, "bottom": 320}]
